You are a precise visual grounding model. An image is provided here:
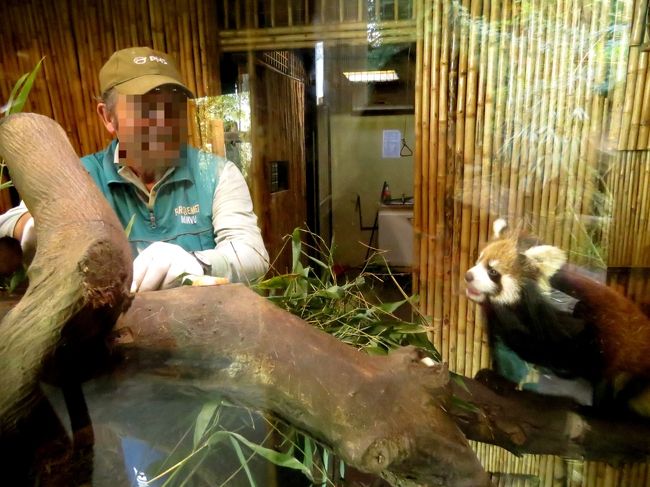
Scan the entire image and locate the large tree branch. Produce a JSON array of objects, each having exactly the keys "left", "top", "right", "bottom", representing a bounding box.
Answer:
[
  {"left": 103, "top": 286, "right": 490, "bottom": 487},
  {"left": 0, "top": 113, "right": 132, "bottom": 433}
]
